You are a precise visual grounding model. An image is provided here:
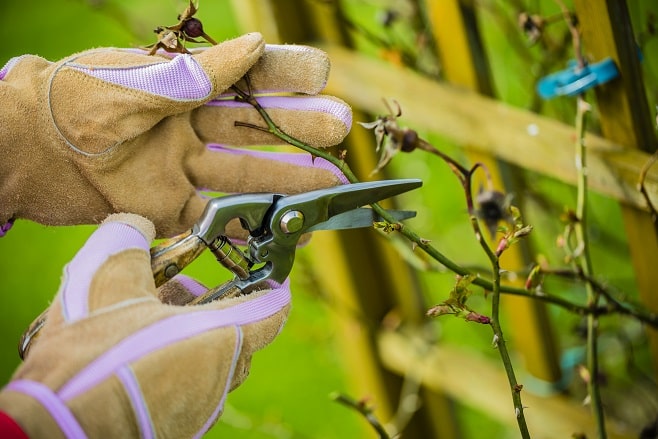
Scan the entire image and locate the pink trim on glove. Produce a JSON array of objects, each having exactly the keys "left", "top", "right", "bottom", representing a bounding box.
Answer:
[
  {"left": 59, "top": 222, "right": 150, "bottom": 322},
  {"left": 171, "top": 274, "right": 208, "bottom": 297},
  {"left": 66, "top": 53, "right": 211, "bottom": 101},
  {"left": 206, "top": 145, "right": 349, "bottom": 184},
  {"left": 0, "top": 56, "right": 28, "bottom": 80},
  {"left": 116, "top": 367, "right": 154, "bottom": 439},
  {"left": 194, "top": 326, "right": 243, "bottom": 439},
  {"left": 5, "top": 380, "right": 86, "bottom": 439},
  {"left": 208, "top": 95, "right": 352, "bottom": 131},
  {"left": 58, "top": 281, "right": 290, "bottom": 401}
]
